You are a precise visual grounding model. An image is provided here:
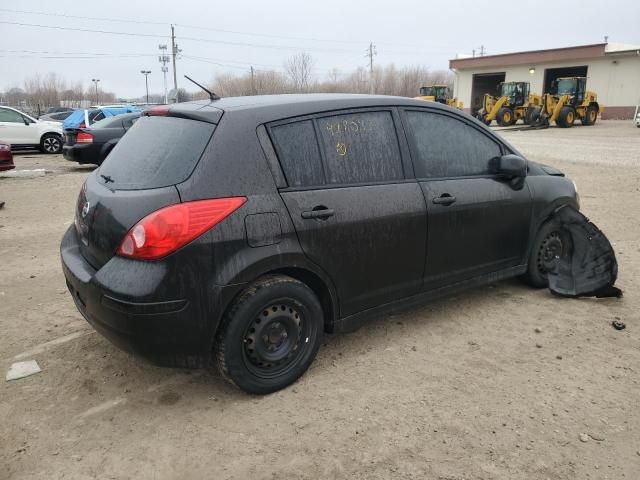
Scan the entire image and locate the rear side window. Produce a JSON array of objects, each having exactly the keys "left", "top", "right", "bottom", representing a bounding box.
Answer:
[
  {"left": 98, "top": 116, "right": 215, "bottom": 190},
  {"left": 316, "top": 111, "right": 403, "bottom": 185},
  {"left": 405, "top": 110, "right": 502, "bottom": 178},
  {"left": 270, "top": 120, "right": 325, "bottom": 187}
]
